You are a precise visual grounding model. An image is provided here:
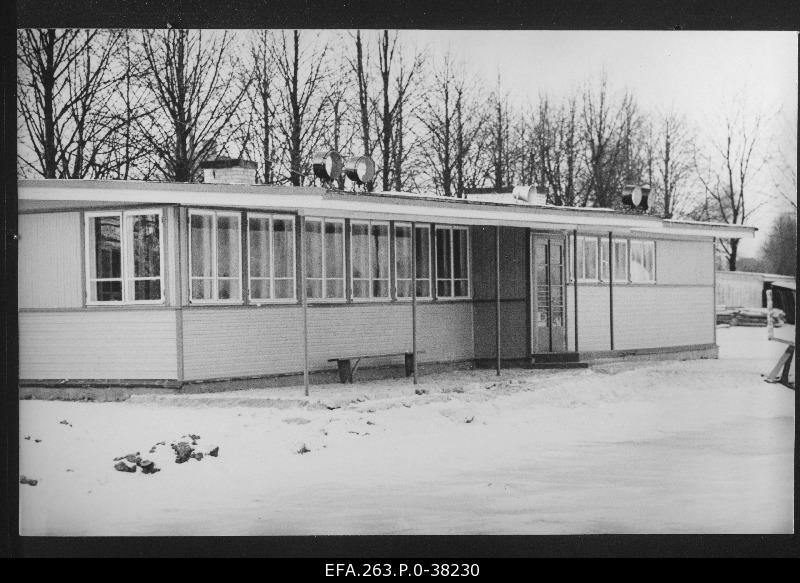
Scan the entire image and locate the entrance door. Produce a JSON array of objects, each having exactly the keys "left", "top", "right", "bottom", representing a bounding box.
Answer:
[{"left": 531, "top": 233, "right": 567, "bottom": 353}]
